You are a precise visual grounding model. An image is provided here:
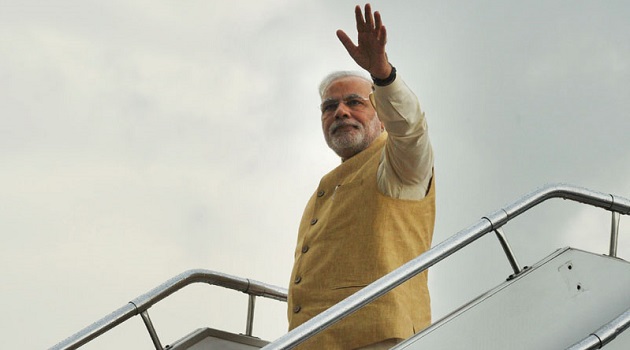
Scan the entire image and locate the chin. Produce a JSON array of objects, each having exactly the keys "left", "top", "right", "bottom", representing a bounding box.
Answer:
[
  {"left": 330, "top": 137, "right": 366, "bottom": 158},
  {"left": 332, "top": 133, "right": 362, "bottom": 148}
]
